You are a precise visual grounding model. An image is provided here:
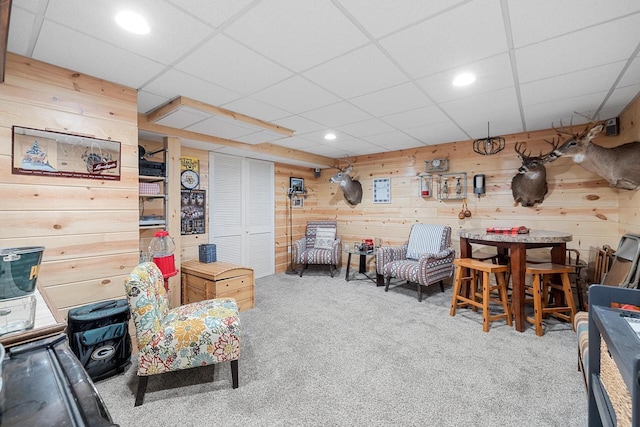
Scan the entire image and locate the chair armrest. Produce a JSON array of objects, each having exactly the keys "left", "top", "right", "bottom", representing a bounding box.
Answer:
[
  {"left": 417, "top": 248, "right": 455, "bottom": 263},
  {"left": 332, "top": 237, "right": 342, "bottom": 265},
  {"left": 416, "top": 248, "right": 456, "bottom": 283},
  {"left": 376, "top": 243, "right": 408, "bottom": 274},
  {"left": 293, "top": 238, "right": 306, "bottom": 263}
]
